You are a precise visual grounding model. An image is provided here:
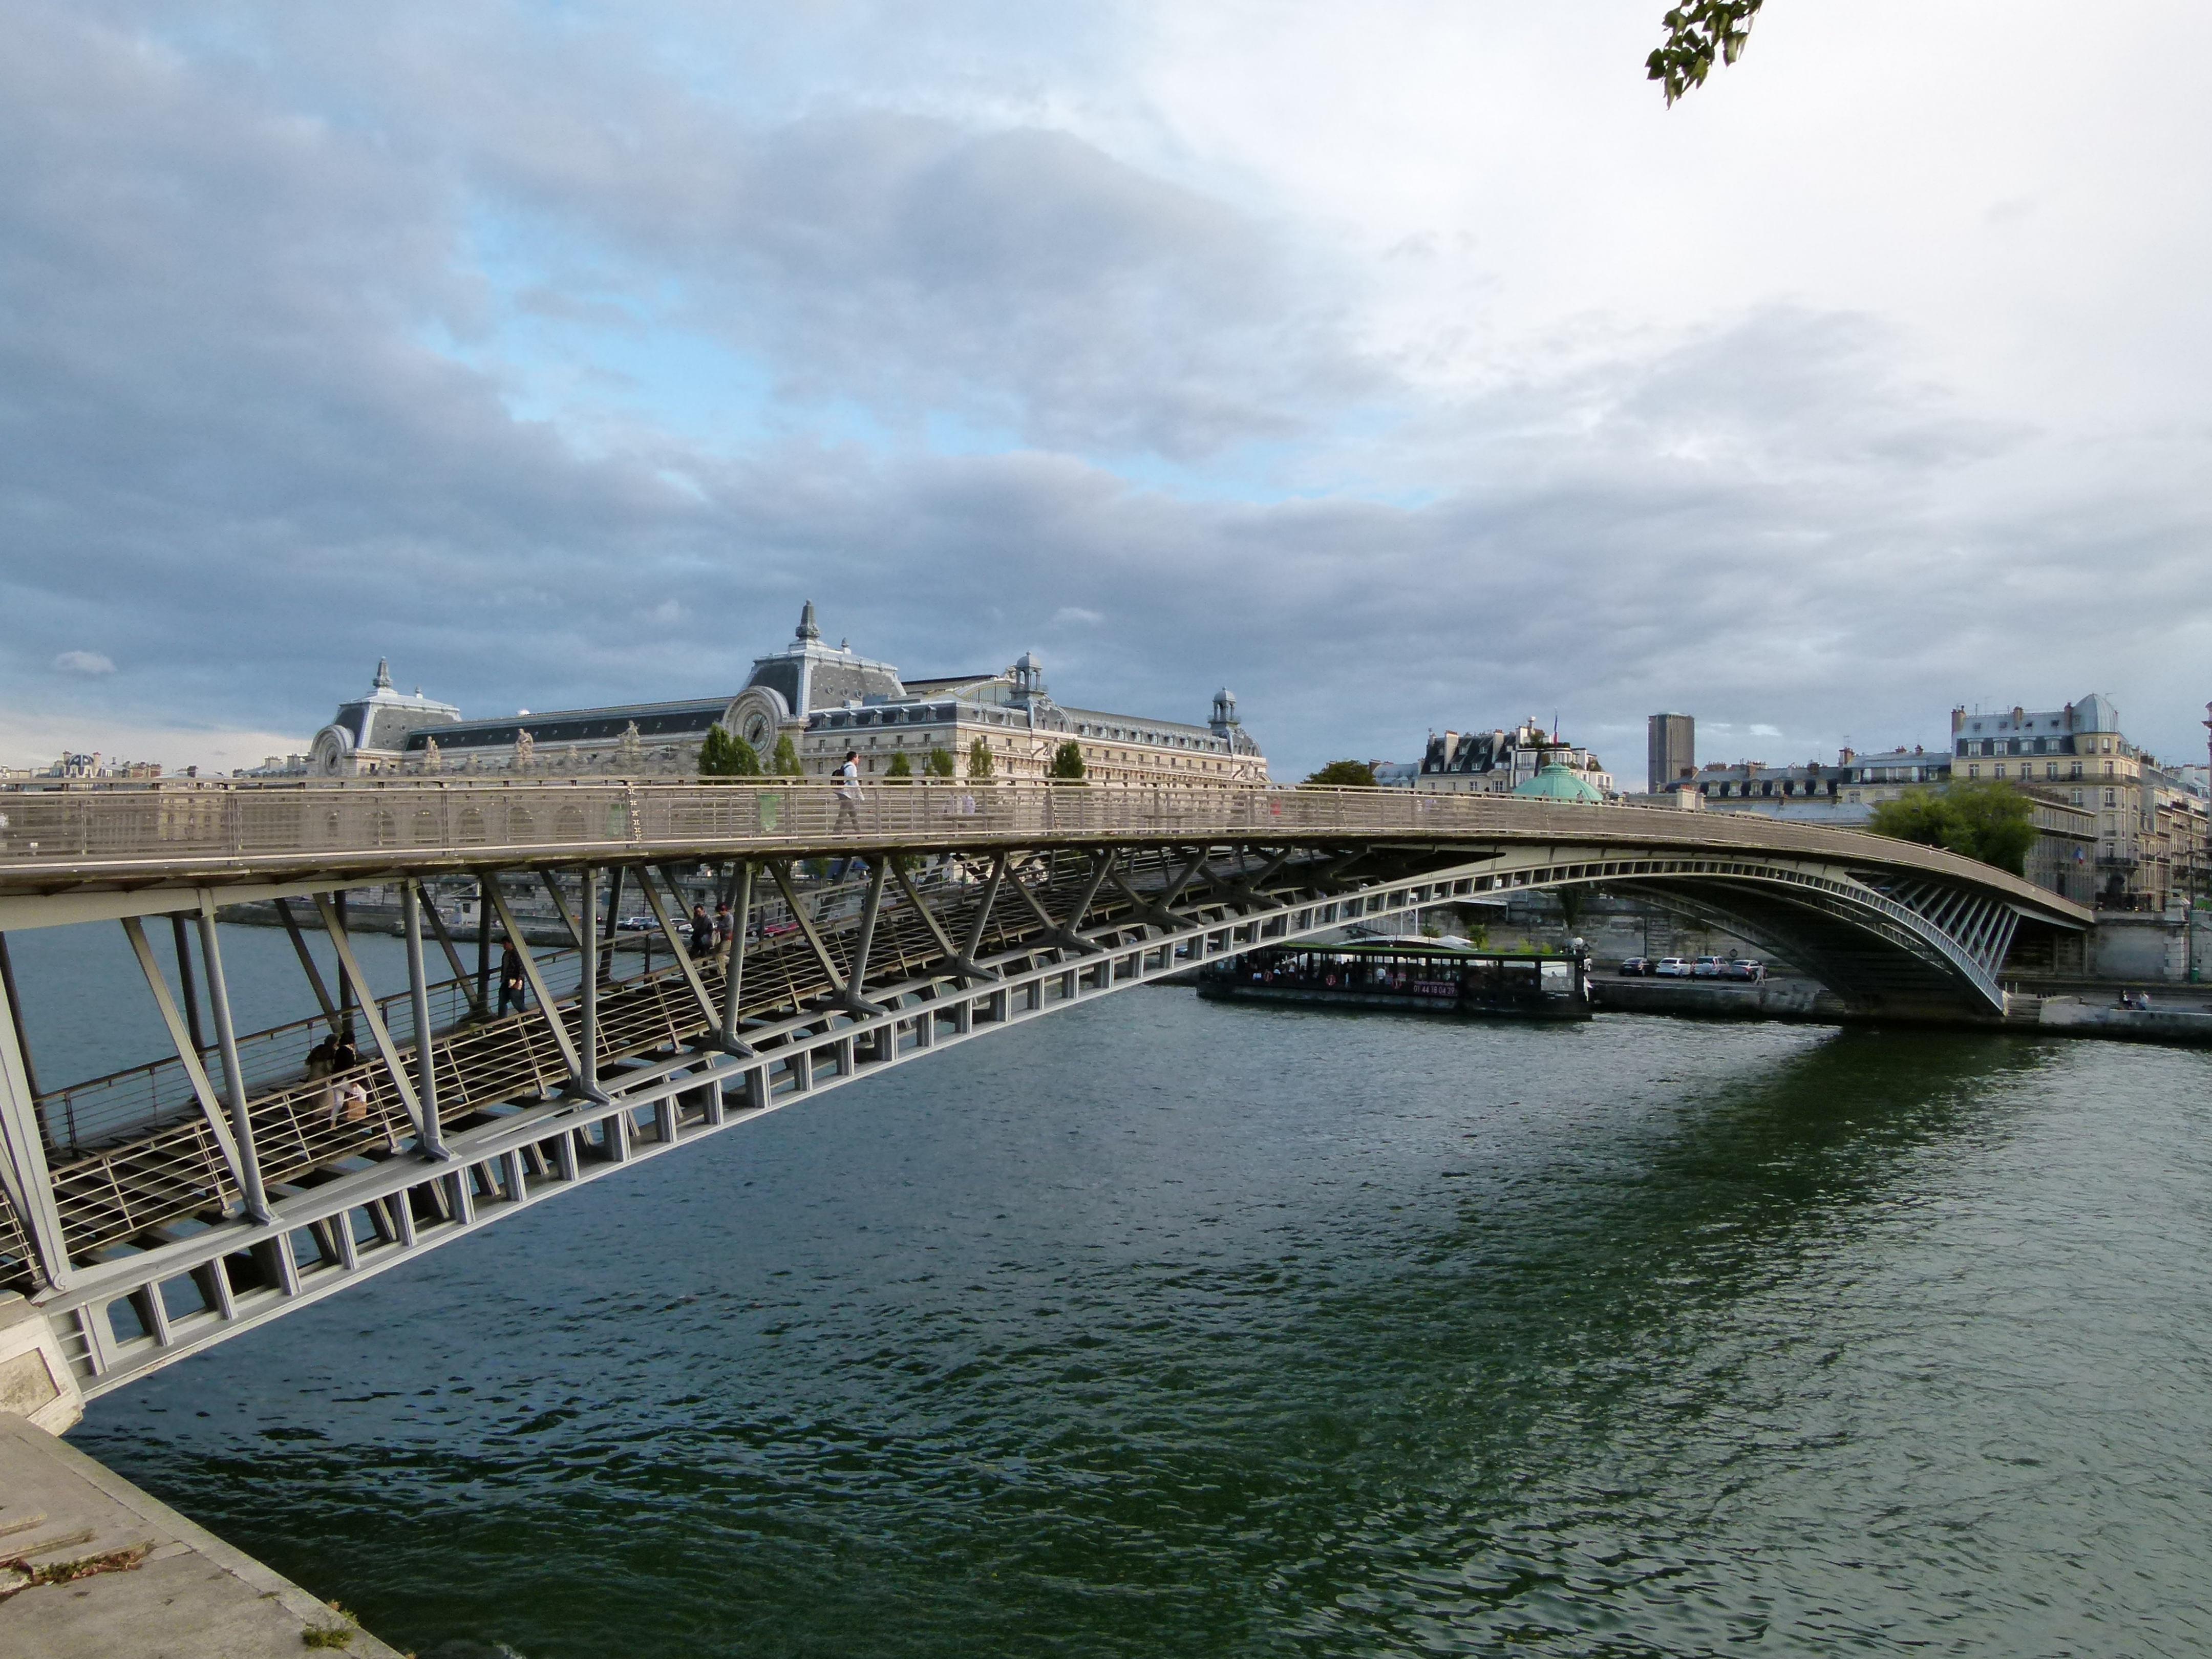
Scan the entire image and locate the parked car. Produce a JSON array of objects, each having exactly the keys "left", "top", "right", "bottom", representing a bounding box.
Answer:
[
  {"left": 1654, "top": 957, "right": 1692, "bottom": 977},
  {"left": 1719, "top": 958, "right": 1767, "bottom": 982},
  {"left": 1691, "top": 955, "right": 1725, "bottom": 978},
  {"left": 614, "top": 915, "right": 656, "bottom": 932},
  {"left": 1617, "top": 957, "right": 1651, "bottom": 976}
]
